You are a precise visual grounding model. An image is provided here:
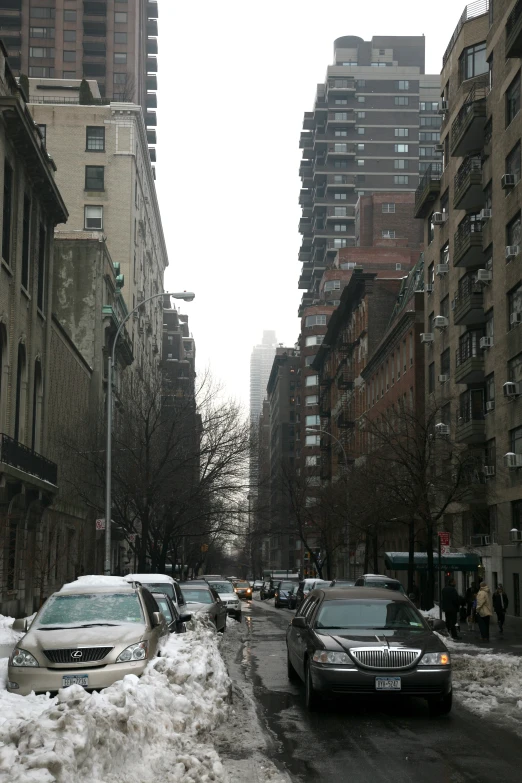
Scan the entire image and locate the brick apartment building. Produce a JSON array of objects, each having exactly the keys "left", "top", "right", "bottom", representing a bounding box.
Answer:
[{"left": 415, "top": 0, "right": 522, "bottom": 610}]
